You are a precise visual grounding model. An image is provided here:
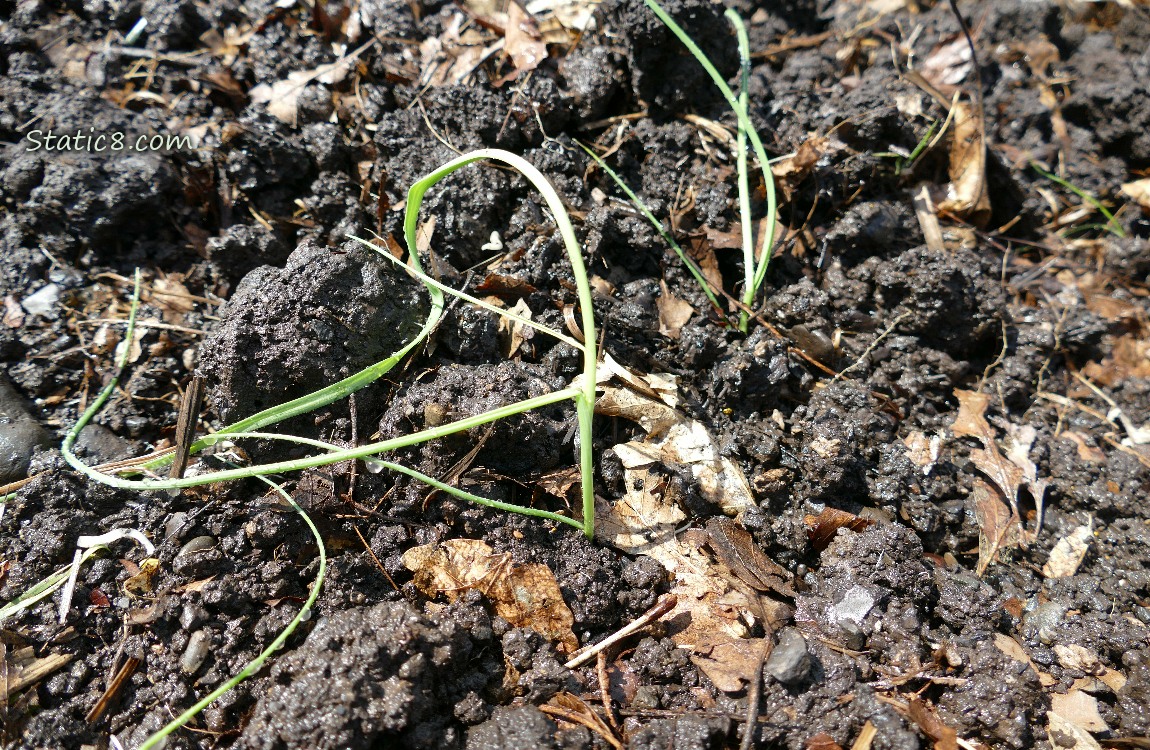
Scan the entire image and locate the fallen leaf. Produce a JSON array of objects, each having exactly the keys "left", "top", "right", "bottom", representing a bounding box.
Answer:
[
  {"left": 1121, "top": 178, "right": 1150, "bottom": 211},
  {"left": 1042, "top": 519, "right": 1093, "bottom": 578},
  {"left": 804, "top": 733, "right": 844, "bottom": 750},
  {"left": 476, "top": 272, "right": 538, "bottom": 297},
  {"left": 1052, "top": 691, "right": 1109, "bottom": 733},
  {"left": 656, "top": 280, "right": 694, "bottom": 339},
  {"left": 770, "top": 136, "right": 829, "bottom": 201},
  {"left": 920, "top": 35, "right": 974, "bottom": 91},
  {"left": 952, "top": 389, "right": 1046, "bottom": 543},
  {"left": 1048, "top": 710, "right": 1104, "bottom": 750},
  {"left": 1060, "top": 432, "right": 1106, "bottom": 464},
  {"left": 248, "top": 49, "right": 360, "bottom": 126},
  {"left": 1083, "top": 335, "right": 1150, "bottom": 387},
  {"left": 498, "top": 297, "right": 534, "bottom": 358},
  {"left": 502, "top": 1, "right": 548, "bottom": 79},
  {"left": 148, "top": 273, "right": 196, "bottom": 324},
  {"left": 906, "top": 696, "right": 957, "bottom": 750},
  {"left": 972, "top": 478, "right": 1019, "bottom": 576},
  {"left": 993, "top": 633, "right": 1057, "bottom": 687},
  {"left": 2, "top": 295, "right": 24, "bottom": 329},
  {"left": 690, "top": 635, "right": 768, "bottom": 693},
  {"left": 1055, "top": 644, "right": 1102, "bottom": 674},
  {"left": 937, "top": 99, "right": 990, "bottom": 227},
  {"left": 403, "top": 539, "right": 577, "bottom": 652},
  {"left": 804, "top": 508, "right": 875, "bottom": 553}
]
